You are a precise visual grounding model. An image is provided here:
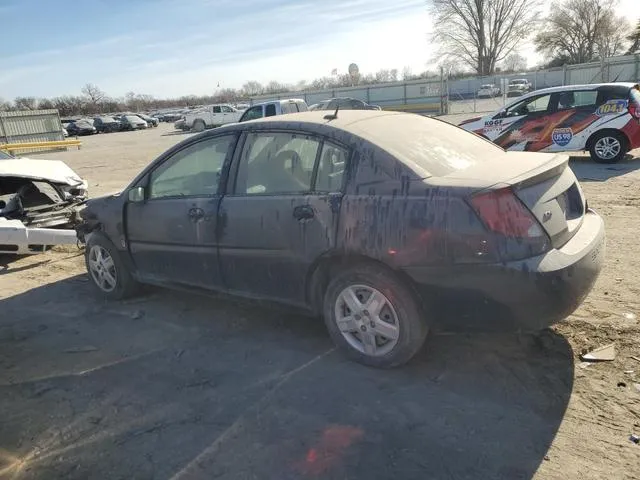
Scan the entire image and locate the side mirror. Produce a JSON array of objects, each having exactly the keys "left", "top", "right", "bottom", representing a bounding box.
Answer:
[{"left": 128, "top": 186, "right": 145, "bottom": 203}]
